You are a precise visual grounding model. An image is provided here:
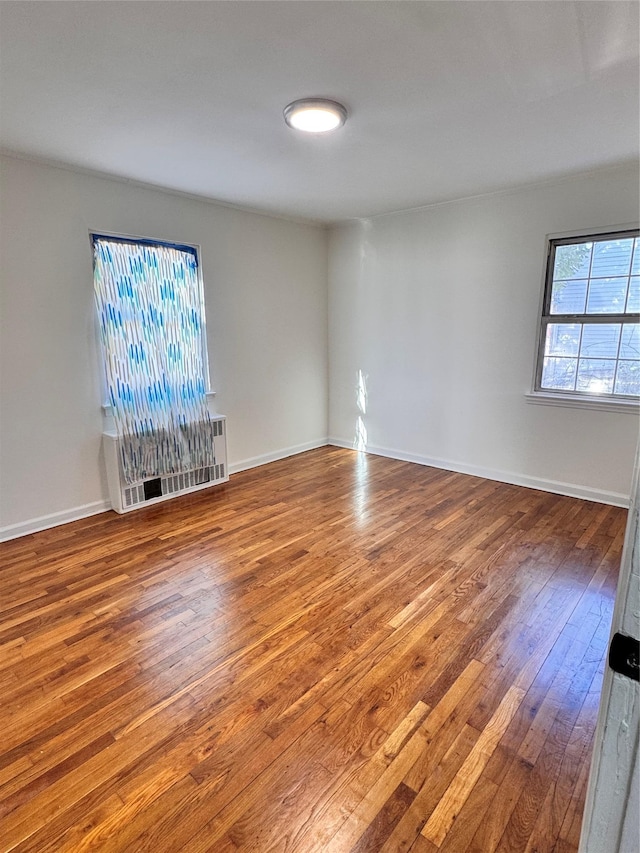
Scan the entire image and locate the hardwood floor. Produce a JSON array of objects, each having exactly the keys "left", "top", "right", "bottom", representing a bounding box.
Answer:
[{"left": 0, "top": 447, "right": 626, "bottom": 852}]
